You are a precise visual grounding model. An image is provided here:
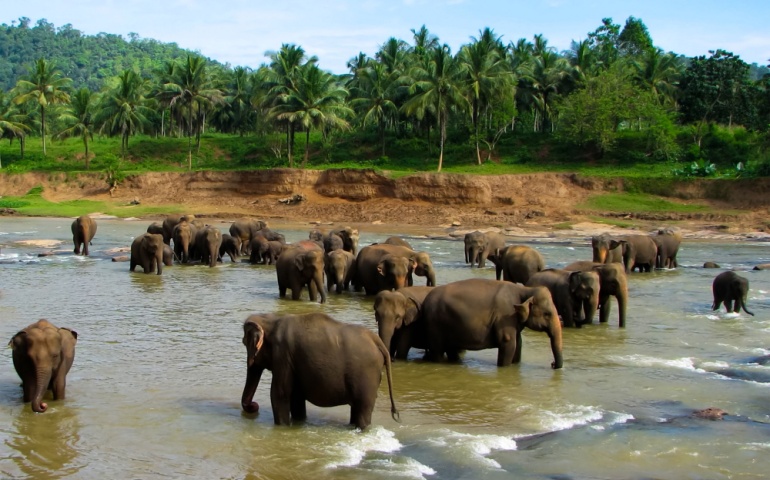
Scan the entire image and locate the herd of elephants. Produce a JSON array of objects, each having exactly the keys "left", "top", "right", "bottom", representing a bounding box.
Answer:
[{"left": 8, "top": 214, "right": 758, "bottom": 429}]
